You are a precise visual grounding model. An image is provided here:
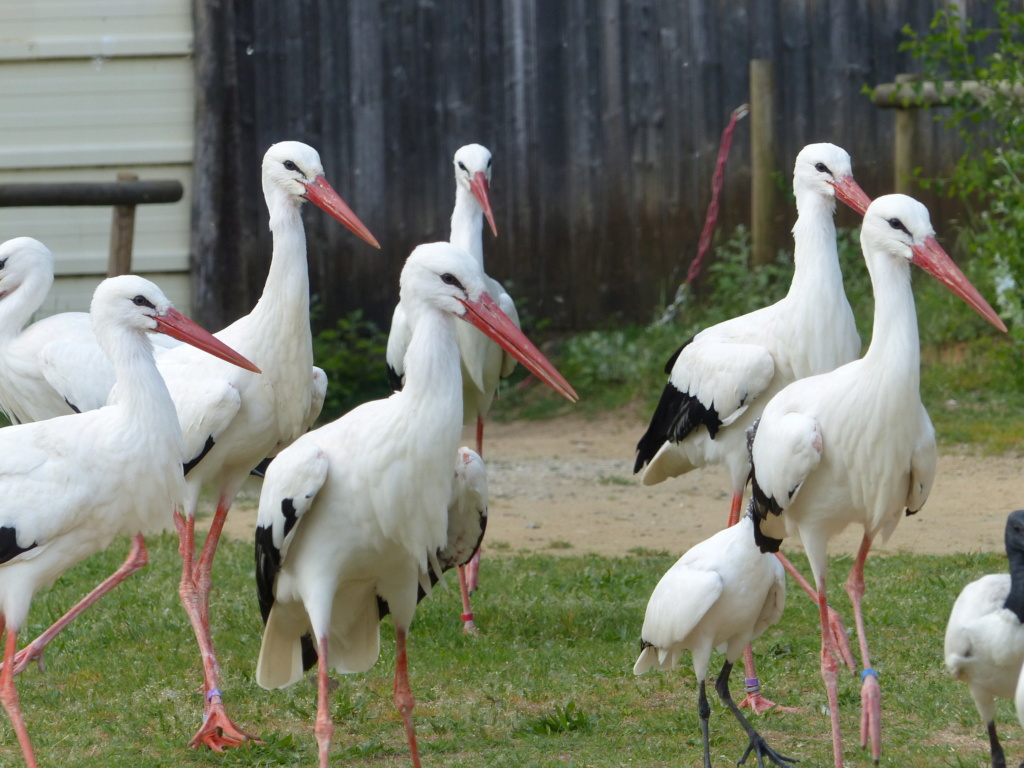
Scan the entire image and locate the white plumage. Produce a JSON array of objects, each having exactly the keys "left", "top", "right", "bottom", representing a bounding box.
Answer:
[
  {"left": 748, "top": 194, "right": 1006, "bottom": 767},
  {"left": 254, "top": 242, "right": 575, "bottom": 768},
  {"left": 157, "top": 140, "right": 379, "bottom": 750},
  {"left": 946, "top": 509, "right": 1024, "bottom": 768},
  {"left": 0, "top": 275, "right": 256, "bottom": 768},
  {"left": 633, "top": 515, "right": 791, "bottom": 766},
  {"left": 386, "top": 143, "right": 517, "bottom": 632}
]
